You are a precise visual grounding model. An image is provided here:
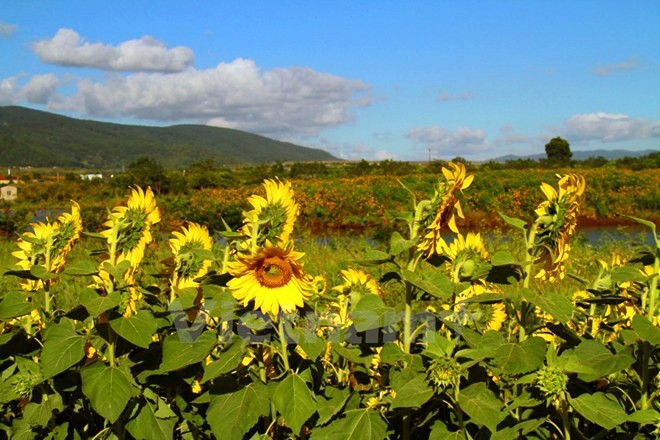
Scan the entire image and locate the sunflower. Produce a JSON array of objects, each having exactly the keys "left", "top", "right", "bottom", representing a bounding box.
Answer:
[
  {"left": 417, "top": 162, "right": 474, "bottom": 258},
  {"left": 532, "top": 174, "right": 585, "bottom": 282},
  {"left": 101, "top": 186, "right": 161, "bottom": 269},
  {"left": 227, "top": 242, "right": 314, "bottom": 317},
  {"left": 444, "top": 283, "right": 507, "bottom": 333},
  {"left": 442, "top": 232, "right": 489, "bottom": 282},
  {"left": 169, "top": 222, "right": 214, "bottom": 292},
  {"left": 12, "top": 201, "right": 83, "bottom": 290},
  {"left": 240, "top": 179, "right": 299, "bottom": 247},
  {"left": 334, "top": 267, "right": 383, "bottom": 297}
]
